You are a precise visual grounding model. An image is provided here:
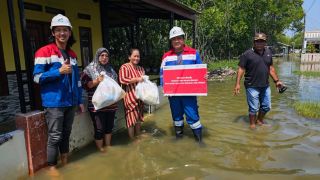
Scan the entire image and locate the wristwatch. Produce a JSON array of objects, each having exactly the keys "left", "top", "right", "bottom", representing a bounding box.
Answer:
[{"left": 274, "top": 79, "right": 279, "bottom": 83}]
